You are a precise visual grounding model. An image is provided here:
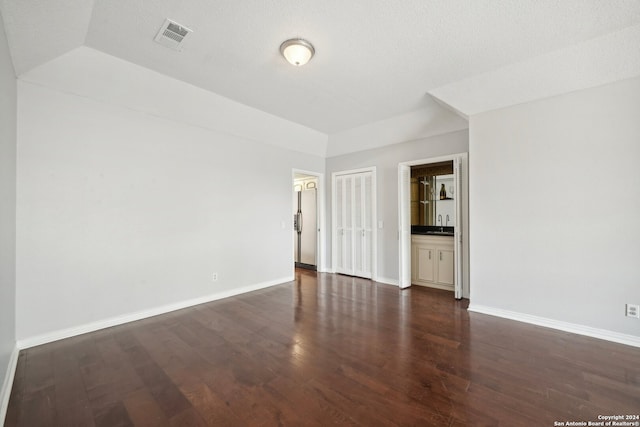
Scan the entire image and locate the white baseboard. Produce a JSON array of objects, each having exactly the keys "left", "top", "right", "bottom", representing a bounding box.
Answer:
[
  {"left": 467, "top": 304, "right": 640, "bottom": 348},
  {"left": 0, "top": 345, "right": 19, "bottom": 425},
  {"left": 17, "top": 276, "right": 293, "bottom": 350},
  {"left": 375, "top": 276, "right": 399, "bottom": 286}
]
